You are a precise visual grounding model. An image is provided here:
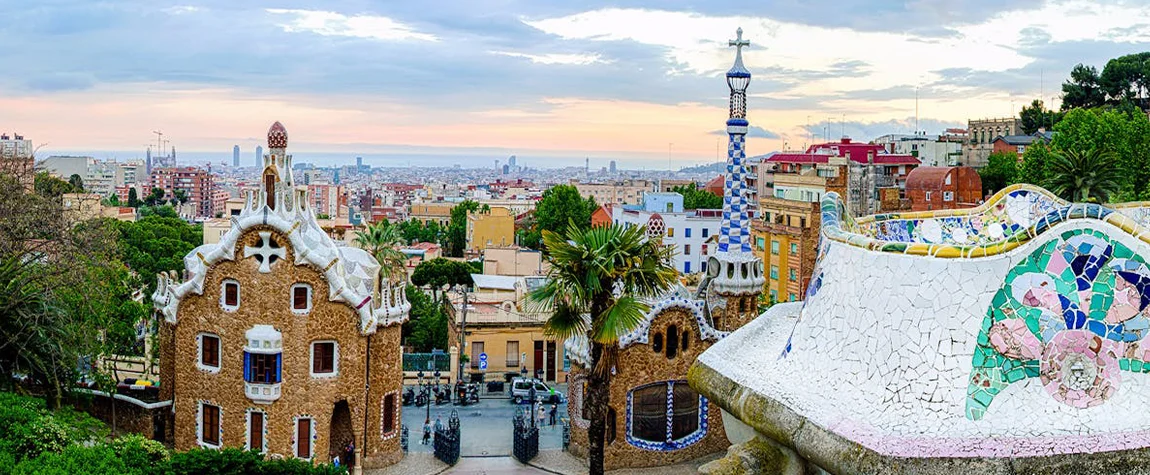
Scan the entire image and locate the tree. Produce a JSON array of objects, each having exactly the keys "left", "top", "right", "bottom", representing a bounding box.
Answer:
[
  {"left": 137, "top": 205, "right": 179, "bottom": 219},
  {"left": 1017, "top": 142, "right": 1056, "bottom": 188},
  {"left": 353, "top": 221, "right": 407, "bottom": 282},
  {"left": 127, "top": 188, "right": 140, "bottom": 208},
  {"left": 1050, "top": 107, "right": 1150, "bottom": 199},
  {"left": 1018, "top": 99, "right": 1063, "bottom": 135},
  {"left": 403, "top": 286, "right": 449, "bottom": 352},
  {"left": 172, "top": 189, "right": 188, "bottom": 206},
  {"left": 68, "top": 174, "right": 84, "bottom": 192},
  {"left": 34, "top": 172, "right": 76, "bottom": 199},
  {"left": 1100, "top": 52, "right": 1150, "bottom": 109},
  {"left": 445, "top": 201, "right": 482, "bottom": 257},
  {"left": 410, "top": 258, "right": 474, "bottom": 301},
  {"left": 1061, "top": 64, "right": 1105, "bottom": 110},
  {"left": 533, "top": 185, "right": 597, "bottom": 241},
  {"left": 527, "top": 223, "right": 676, "bottom": 475},
  {"left": 143, "top": 188, "right": 166, "bottom": 207},
  {"left": 114, "top": 215, "right": 202, "bottom": 293},
  {"left": 0, "top": 171, "right": 121, "bottom": 408},
  {"left": 672, "top": 183, "right": 723, "bottom": 210},
  {"left": 979, "top": 152, "right": 1019, "bottom": 195},
  {"left": 396, "top": 218, "right": 442, "bottom": 245},
  {"left": 1043, "top": 148, "right": 1123, "bottom": 203}
]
